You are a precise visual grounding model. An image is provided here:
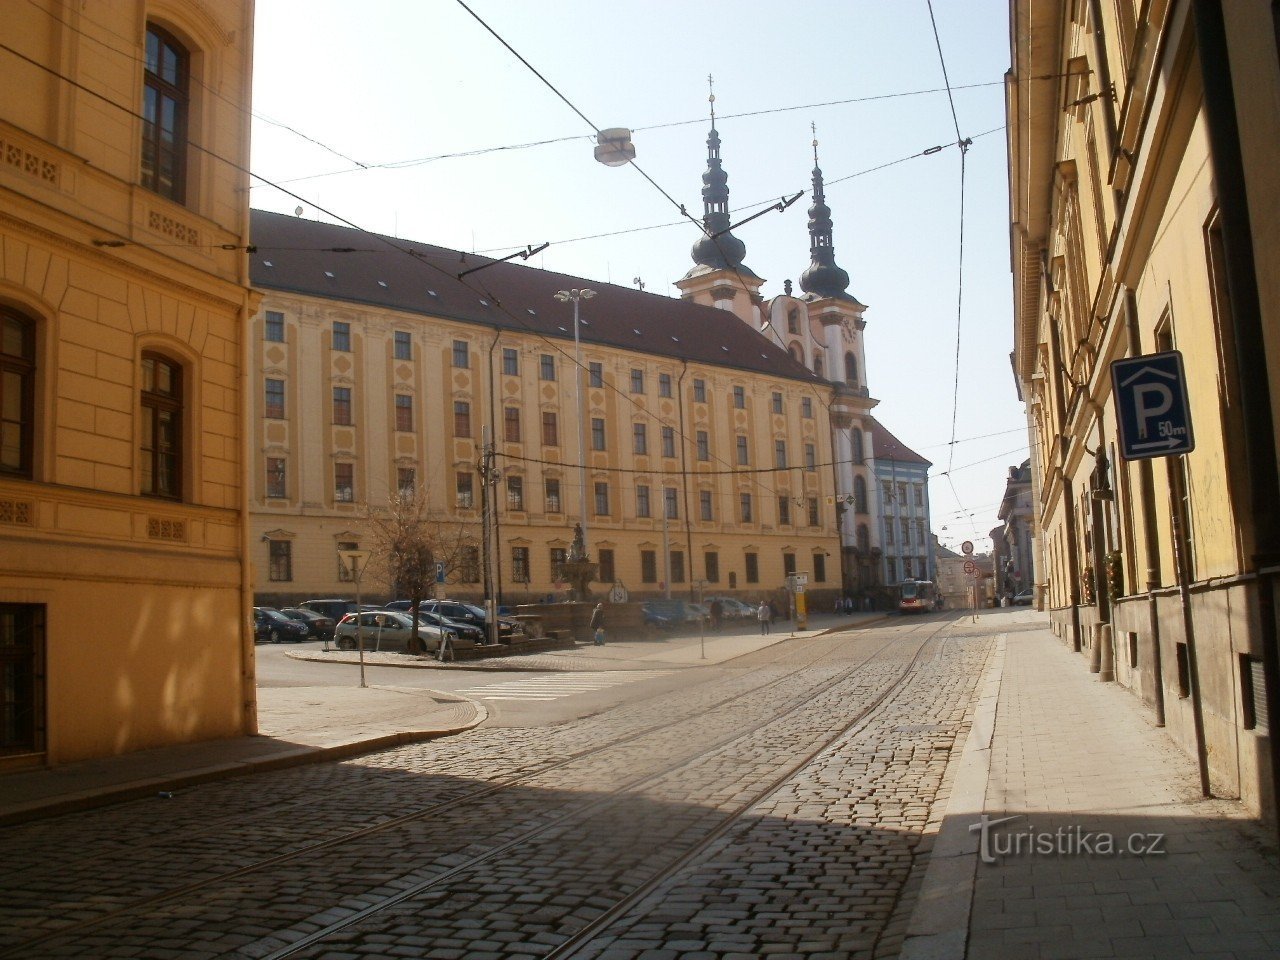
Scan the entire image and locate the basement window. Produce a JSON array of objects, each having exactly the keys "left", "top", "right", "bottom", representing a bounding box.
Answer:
[{"left": 1241, "top": 655, "right": 1269, "bottom": 733}]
